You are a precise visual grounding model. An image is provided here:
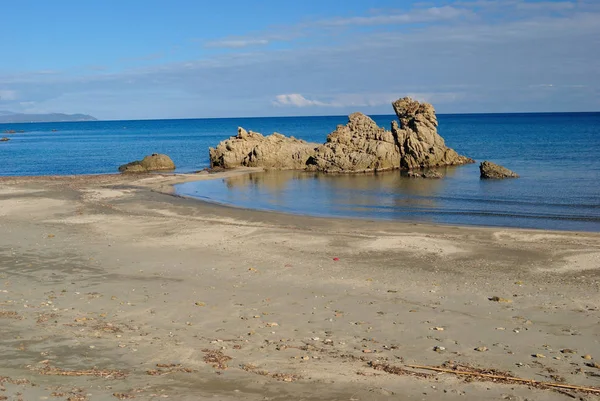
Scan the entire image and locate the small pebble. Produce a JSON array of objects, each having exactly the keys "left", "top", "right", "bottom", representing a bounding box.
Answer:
[
  {"left": 561, "top": 349, "right": 576, "bottom": 354},
  {"left": 489, "top": 296, "right": 512, "bottom": 303},
  {"left": 475, "top": 346, "right": 488, "bottom": 352},
  {"left": 533, "top": 354, "right": 545, "bottom": 358},
  {"left": 583, "top": 354, "right": 593, "bottom": 360},
  {"left": 433, "top": 346, "right": 446, "bottom": 352}
]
